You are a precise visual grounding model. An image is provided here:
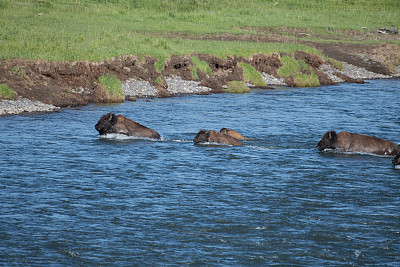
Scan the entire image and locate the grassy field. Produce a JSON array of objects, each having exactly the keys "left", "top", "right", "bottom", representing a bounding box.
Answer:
[{"left": 0, "top": 0, "right": 399, "bottom": 61}]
